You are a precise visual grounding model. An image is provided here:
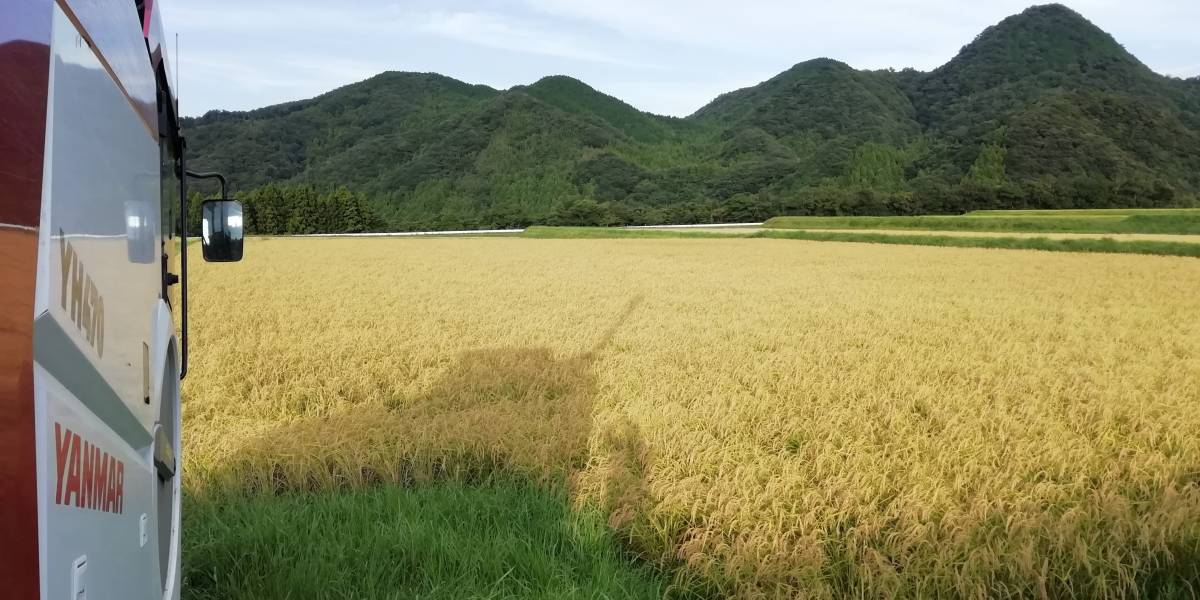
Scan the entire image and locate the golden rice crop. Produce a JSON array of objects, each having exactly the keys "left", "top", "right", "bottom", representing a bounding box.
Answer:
[{"left": 183, "top": 236, "right": 1200, "bottom": 598}]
